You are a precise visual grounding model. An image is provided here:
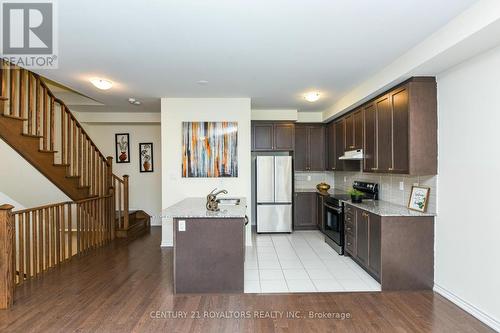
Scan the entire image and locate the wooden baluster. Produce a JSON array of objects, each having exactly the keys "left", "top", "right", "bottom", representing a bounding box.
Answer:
[
  {"left": 18, "top": 213, "right": 24, "bottom": 283},
  {"left": 24, "top": 212, "right": 30, "bottom": 279},
  {"left": 82, "top": 137, "right": 87, "bottom": 187},
  {"left": 72, "top": 119, "right": 77, "bottom": 176},
  {"left": 9, "top": 67, "right": 17, "bottom": 117},
  {"left": 0, "top": 205, "right": 15, "bottom": 309},
  {"left": 19, "top": 69, "right": 26, "bottom": 119},
  {"left": 61, "top": 205, "right": 66, "bottom": 261},
  {"left": 123, "top": 175, "right": 130, "bottom": 230},
  {"left": 78, "top": 129, "right": 82, "bottom": 185},
  {"left": 43, "top": 88, "right": 48, "bottom": 149},
  {"left": 35, "top": 78, "right": 41, "bottom": 136},
  {"left": 32, "top": 210, "right": 38, "bottom": 277},
  {"left": 50, "top": 97, "right": 55, "bottom": 151},
  {"left": 67, "top": 108, "right": 71, "bottom": 166},
  {"left": 68, "top": 204, "right": 73, "bottom": 258},
  {"left": 117, "top": 178, "right": 122, "bottom": 229},
  {"left": 55, "top": 205, "right": 60, "bottom": 265},
  {"left": 0, "top": 60, "right": 7, "bottom": 102},
  {"left": 27, "top": 75, "right": 33, "bottom": 134},
  {"left": 44, "top": 208, "right": 49, "bottom": 270},
  {"left": 50, "top": 207, "right": 55, "bottom": 267},
  {"left": 76, "top": 204, "right": 80, "bottom": 255},
  {"left": 38, "top": 210, "right": 43, "bottom": 274},
  {"left": 60, "top": 104, "right": 65, "bottom": 163}
]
